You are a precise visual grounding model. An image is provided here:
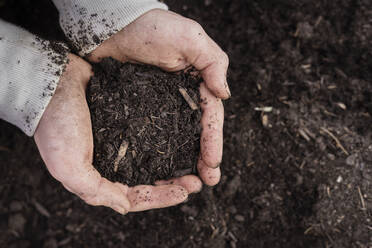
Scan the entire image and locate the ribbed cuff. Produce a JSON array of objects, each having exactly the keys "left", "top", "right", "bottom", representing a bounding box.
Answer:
[
  {"left": 53, "top": 0, "right": 168, "bottom": 56},
  {"left": 0, "top": 20, "right": 69, "bottom": 136}
]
